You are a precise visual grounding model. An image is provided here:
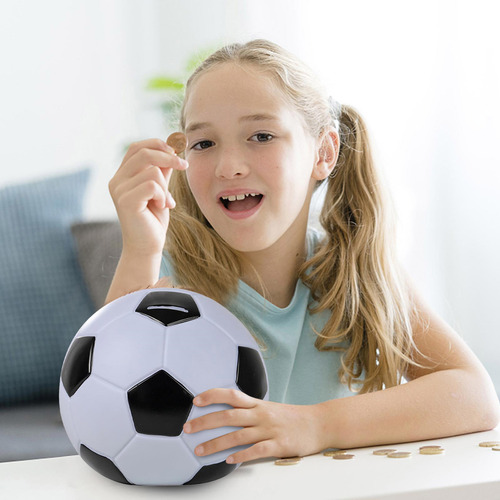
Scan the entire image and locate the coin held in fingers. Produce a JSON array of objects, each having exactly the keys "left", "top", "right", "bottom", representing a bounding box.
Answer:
[{"left": 166, "top": 132, "right": 187, "bottom": 155}]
